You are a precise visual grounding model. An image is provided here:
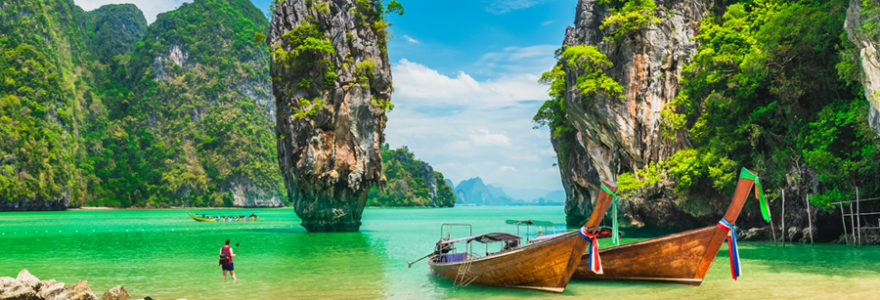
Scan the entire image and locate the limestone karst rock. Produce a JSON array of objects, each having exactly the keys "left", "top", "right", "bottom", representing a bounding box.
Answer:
[{"left": 270, "top": 0, "right": 392, "bottom": 231}]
